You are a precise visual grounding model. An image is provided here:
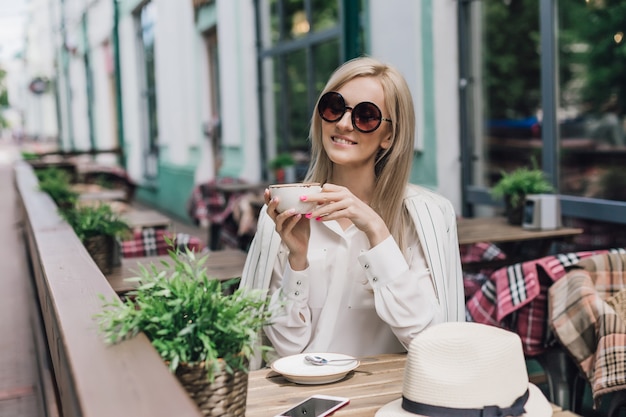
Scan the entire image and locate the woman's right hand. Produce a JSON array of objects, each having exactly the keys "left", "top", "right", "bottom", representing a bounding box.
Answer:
[{"left": 265, "top": 189, "right": 310, "bottom": 270}]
